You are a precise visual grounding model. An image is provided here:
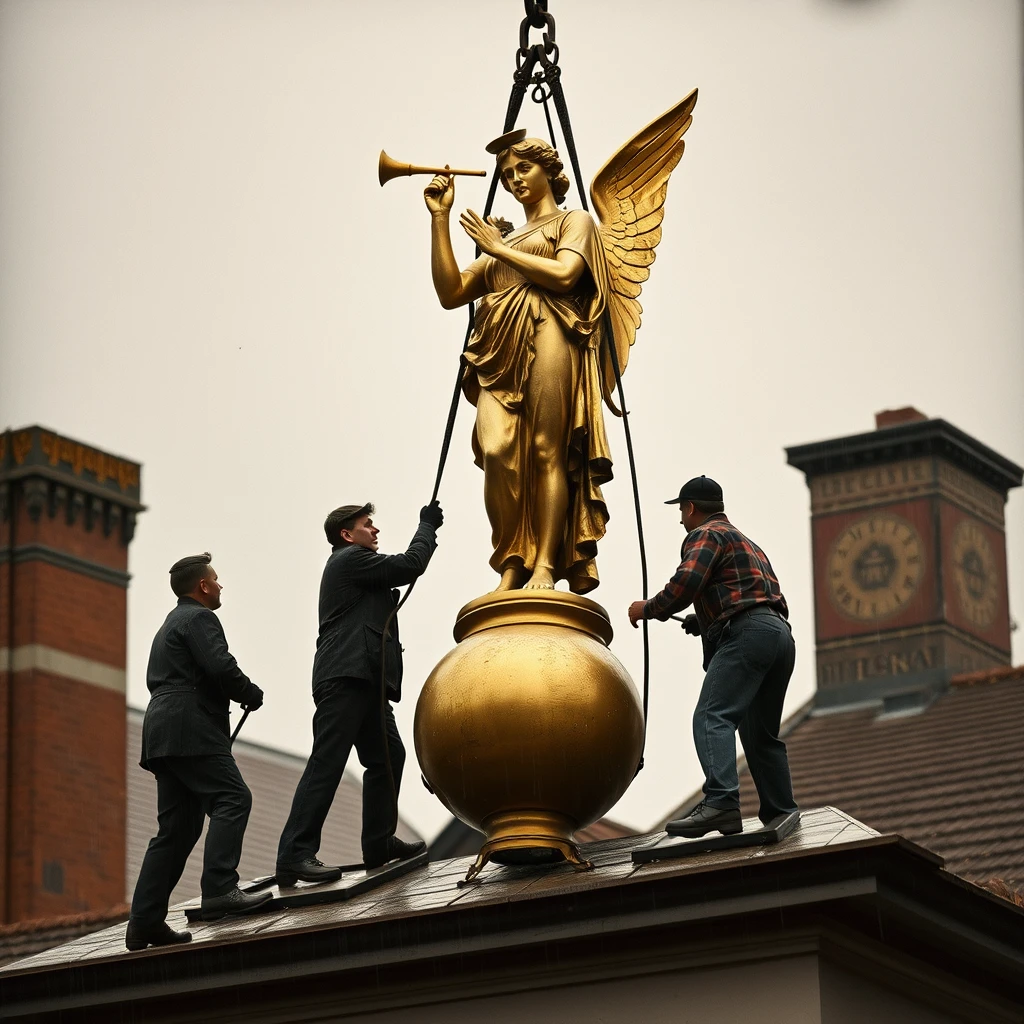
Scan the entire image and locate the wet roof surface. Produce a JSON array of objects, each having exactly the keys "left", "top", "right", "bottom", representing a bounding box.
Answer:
[
  {"left": 2, "top": 805, "right": 885, "bottom": 975},
  {"left": 735, "top": 667, "right": 1024, "bottom": 886},
  {"left": 126, "top": 709, "right": 420, "bottom": 907}
]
